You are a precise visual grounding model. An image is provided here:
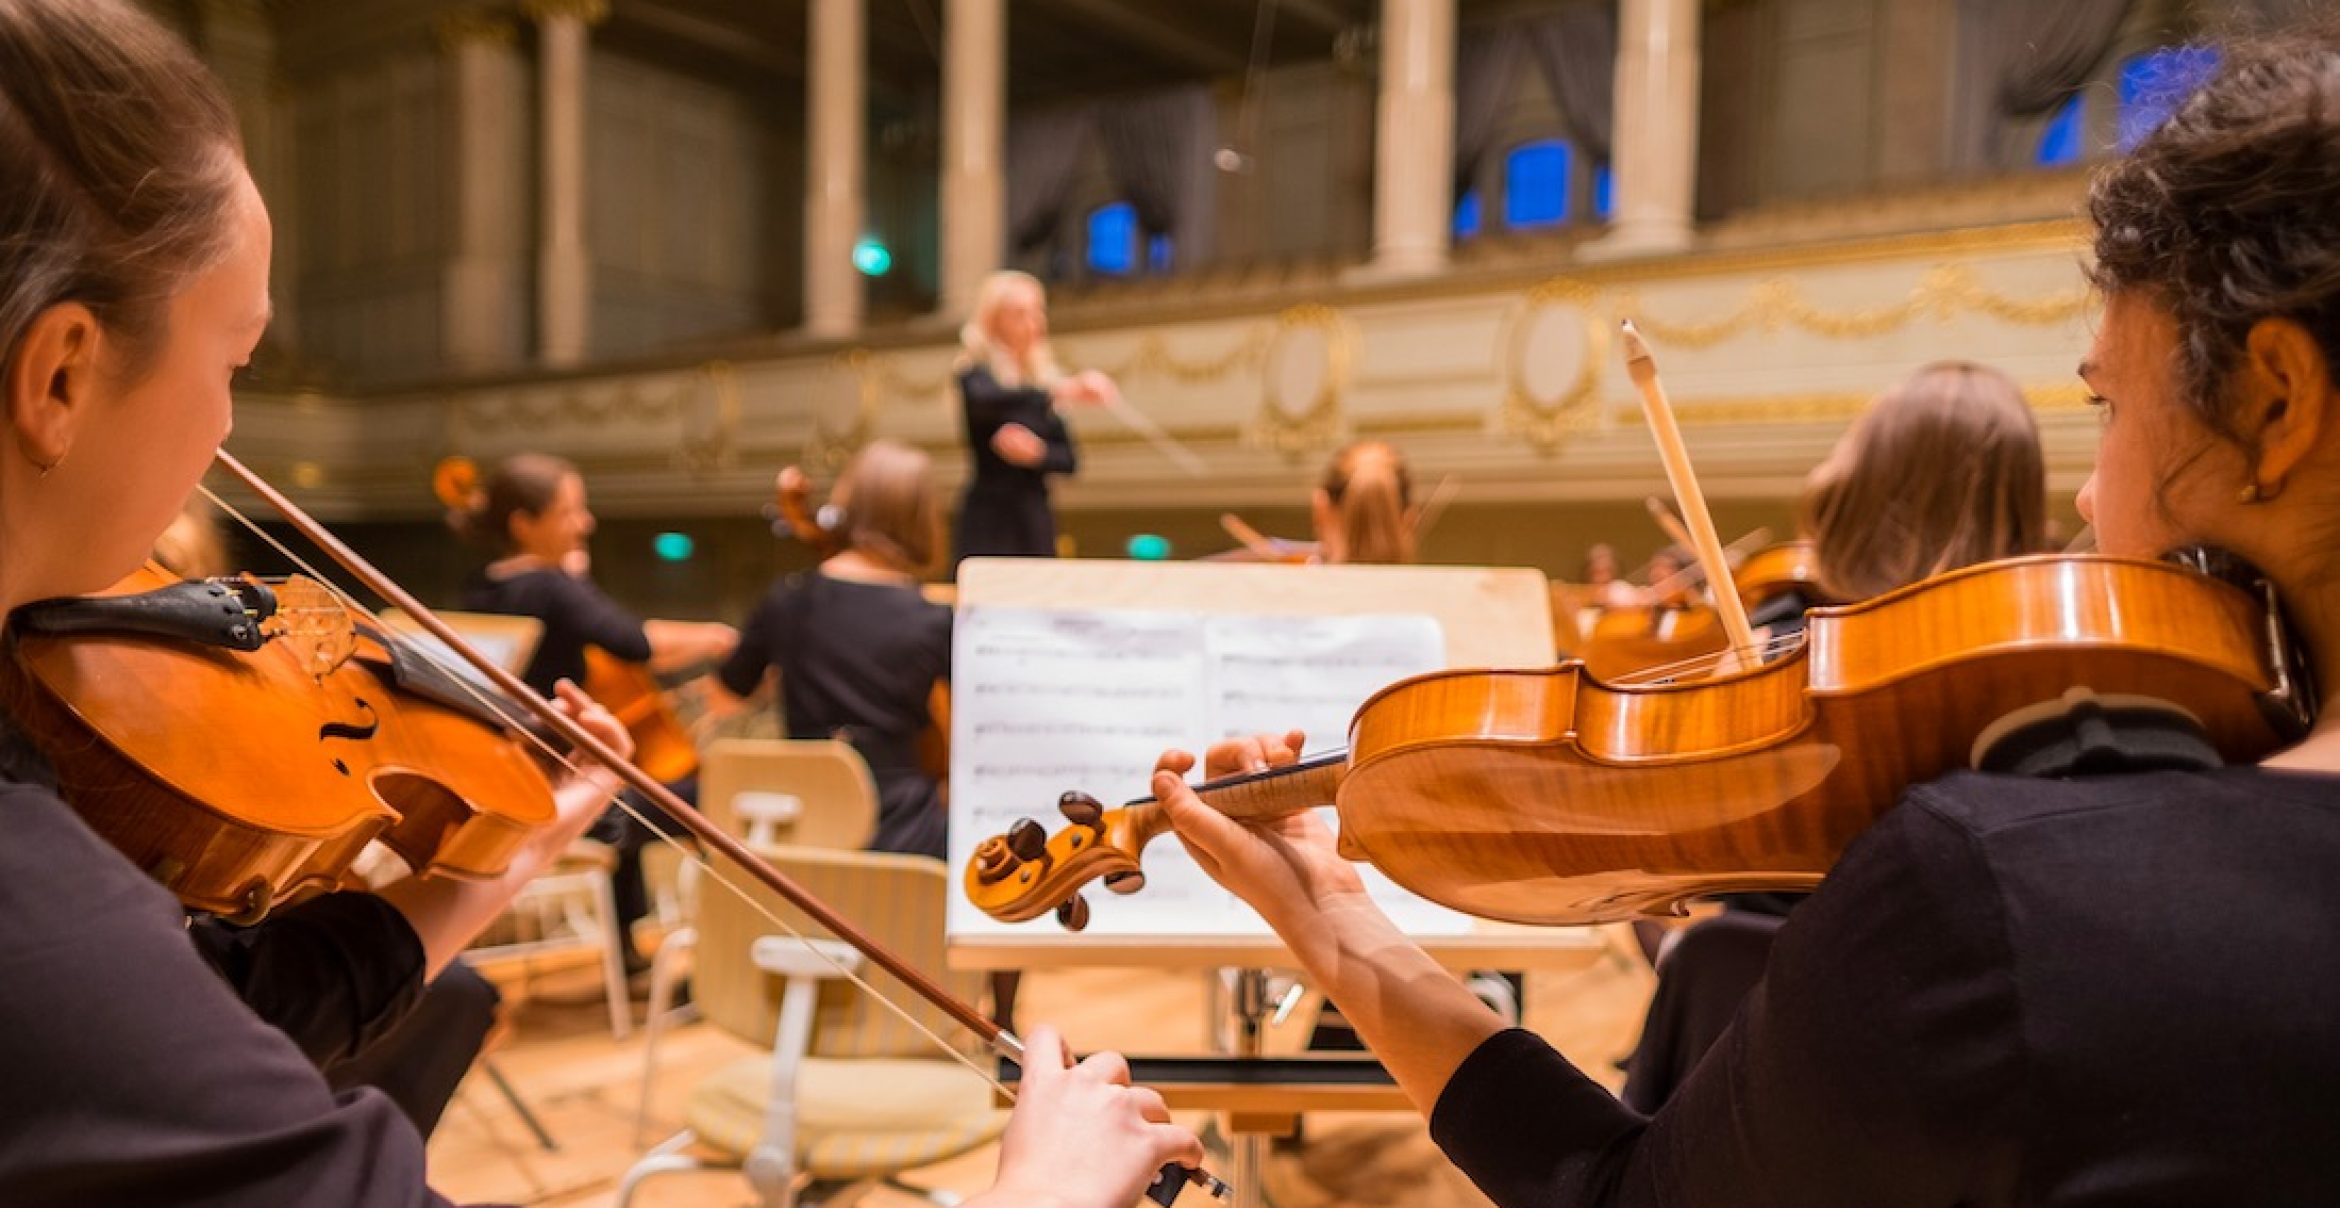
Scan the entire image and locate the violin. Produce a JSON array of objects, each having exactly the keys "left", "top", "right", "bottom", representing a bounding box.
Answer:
[
  {"left": 434, "top": 456, "right": 702, "bottom": 785},
  {"left": 966, "top": 550, "right": 2311, "bottom": 929},
  {"left": 2, "top": 563, "right": 557, "bottom": 922}
]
